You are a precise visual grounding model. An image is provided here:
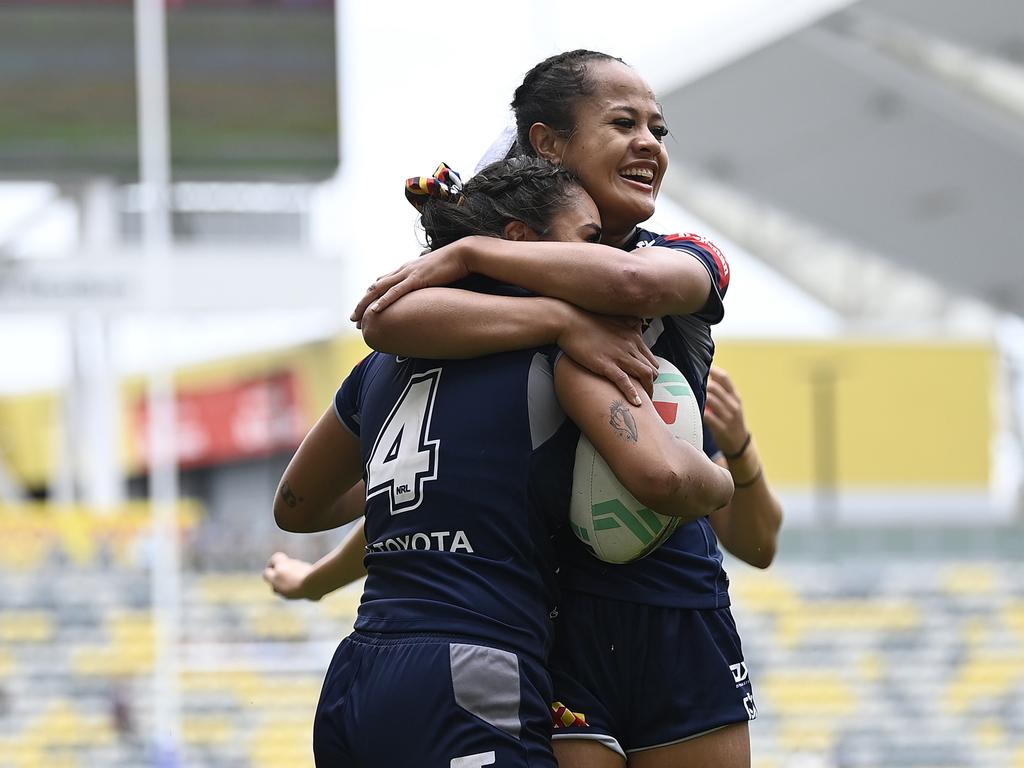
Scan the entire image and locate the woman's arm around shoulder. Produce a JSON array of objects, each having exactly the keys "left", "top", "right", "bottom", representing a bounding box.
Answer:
[
  {"left": 361, "top": 286, "right": 658, "bottom": 406},
  {"left": 355, "top": 237, "right": 714, "bottom": 321}
]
